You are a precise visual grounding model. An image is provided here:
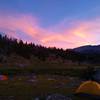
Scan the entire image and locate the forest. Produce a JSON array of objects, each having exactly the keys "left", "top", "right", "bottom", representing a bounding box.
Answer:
[{"left": 0, "top": 33, "right": 100, "bottom": 65}]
